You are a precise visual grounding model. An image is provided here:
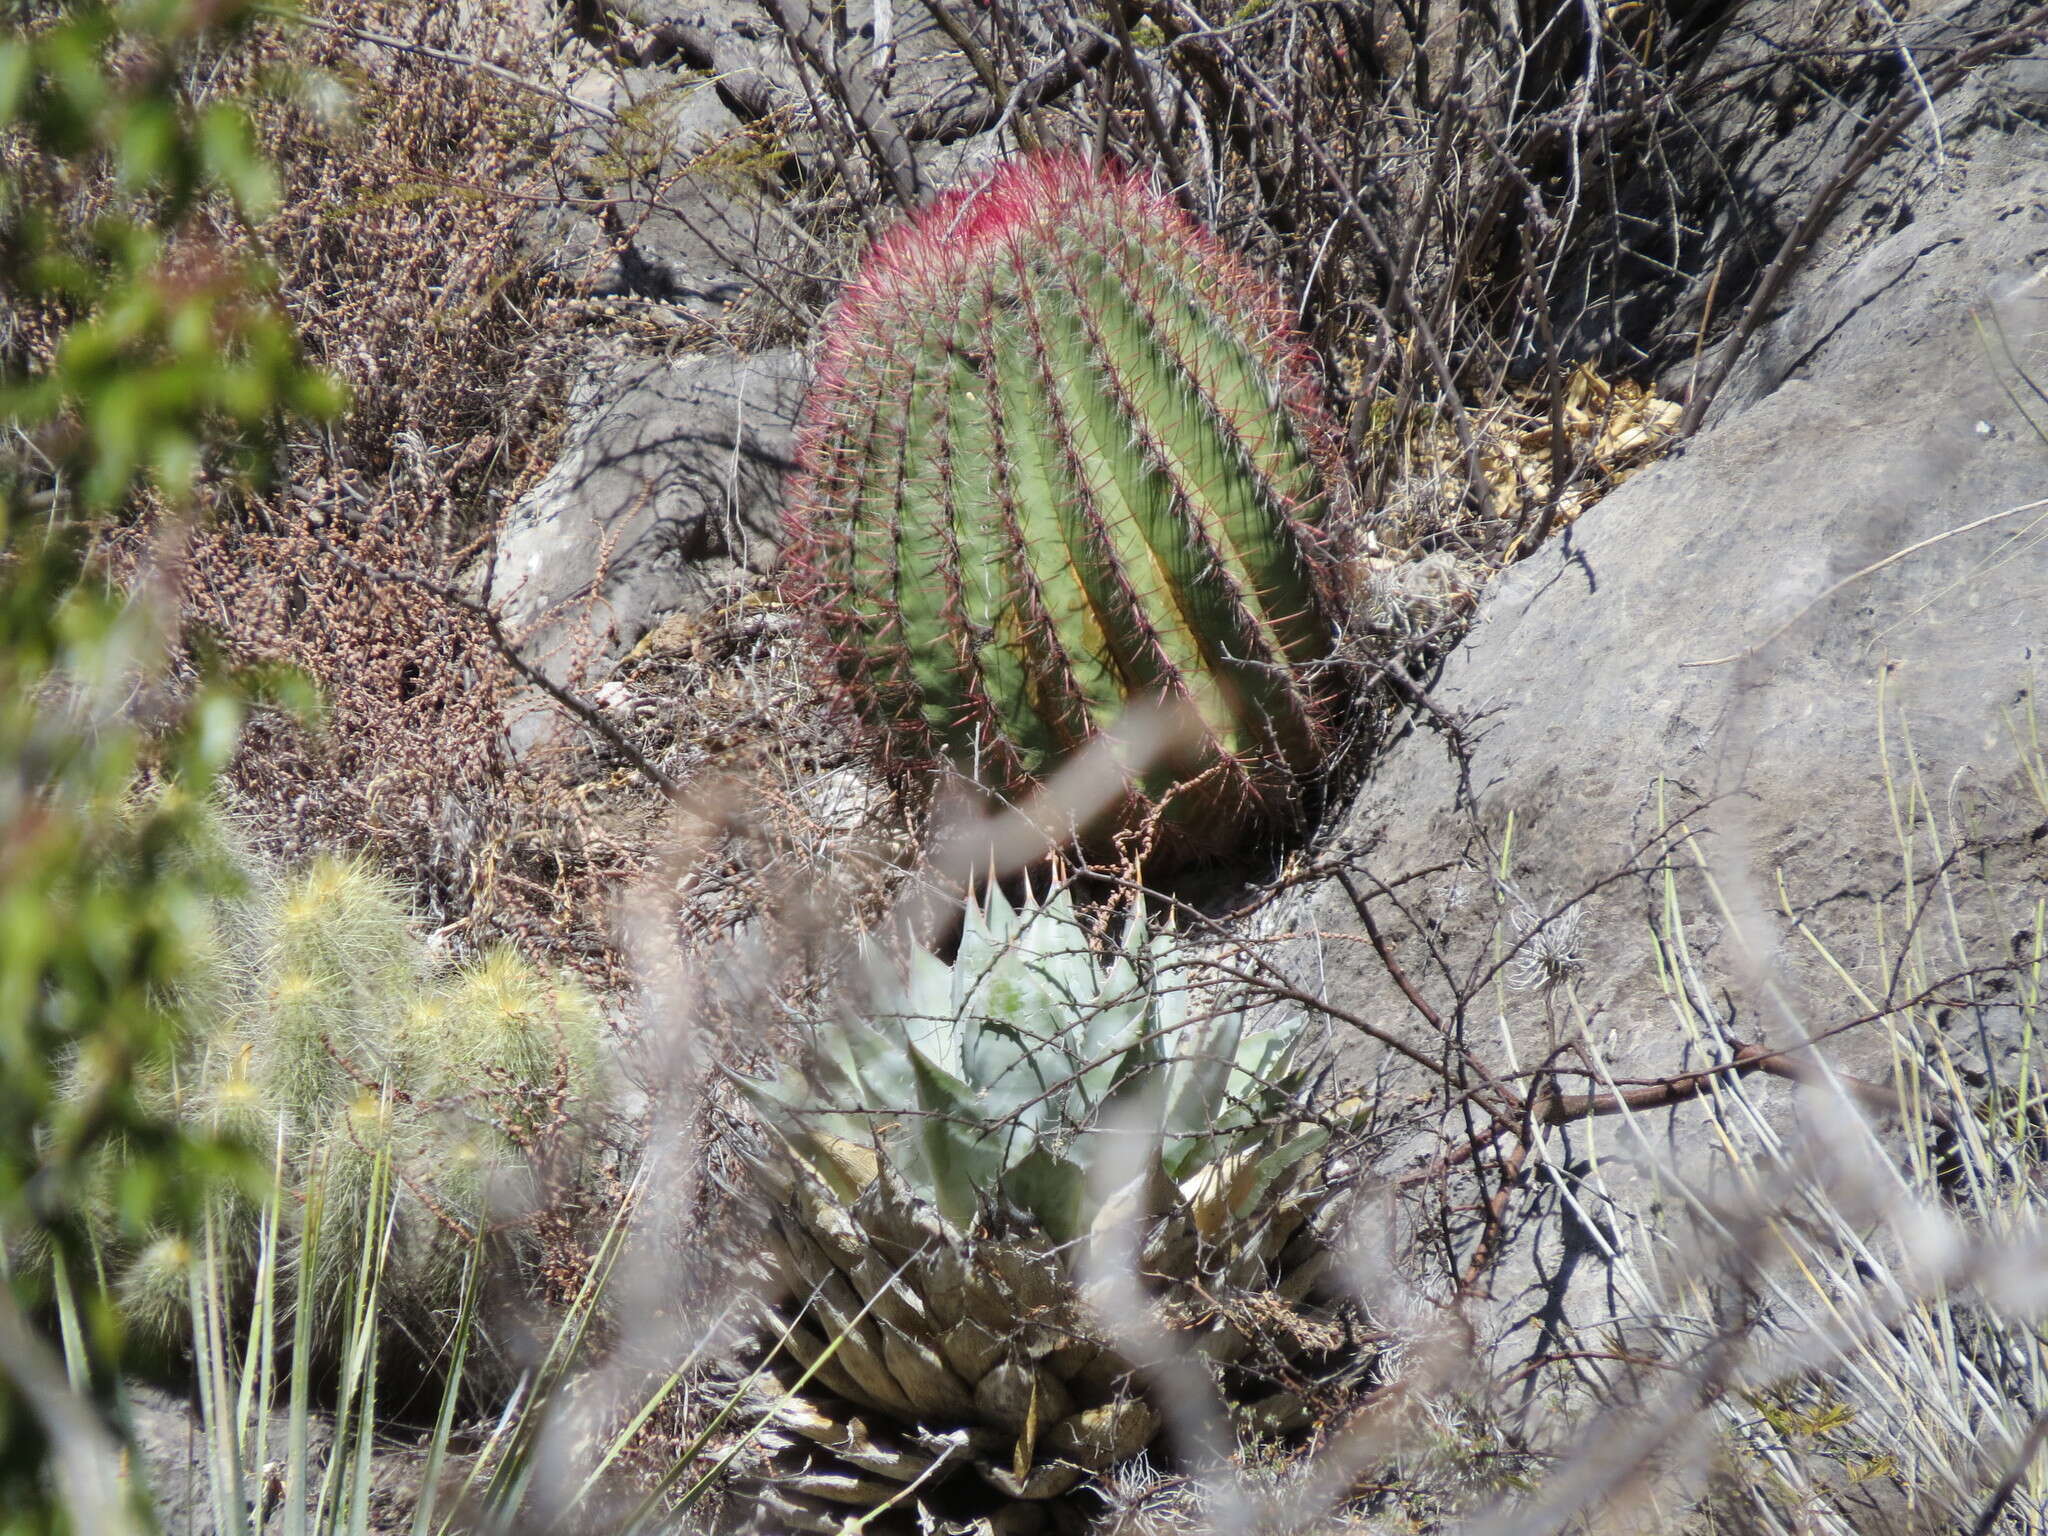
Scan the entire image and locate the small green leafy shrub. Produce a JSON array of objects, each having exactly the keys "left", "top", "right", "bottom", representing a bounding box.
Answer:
[{"left": 0, "top": 1, "right": 337, "bottom": 1525}]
